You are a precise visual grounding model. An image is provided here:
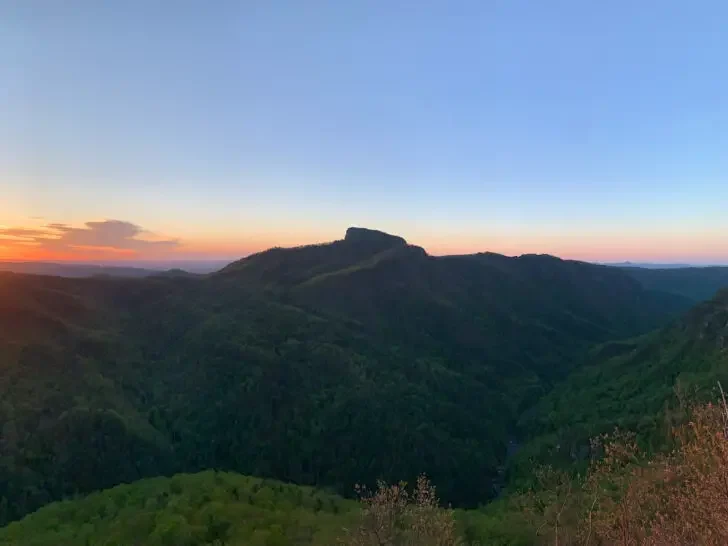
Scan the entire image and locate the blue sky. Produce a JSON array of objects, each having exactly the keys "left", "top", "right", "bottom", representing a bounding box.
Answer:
[{"left": 2, "top": 1, "right": 727, "bottom": 262}]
